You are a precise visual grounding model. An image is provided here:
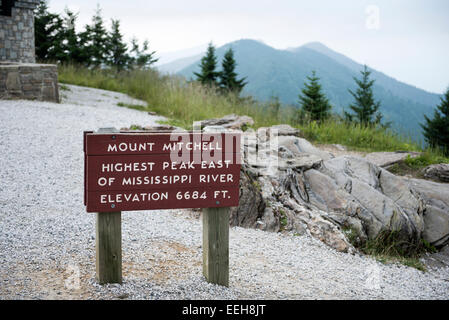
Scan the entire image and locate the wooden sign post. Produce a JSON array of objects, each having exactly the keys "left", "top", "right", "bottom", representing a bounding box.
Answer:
[
  {"left": 84, "top": 129, "right": 240, "bottom": 286},
  {"left": 96, "top": 211, "right": 122, "bottom": 284},
  {"left": 203, "top": 207, "right": 230, "bottom": 286}
]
